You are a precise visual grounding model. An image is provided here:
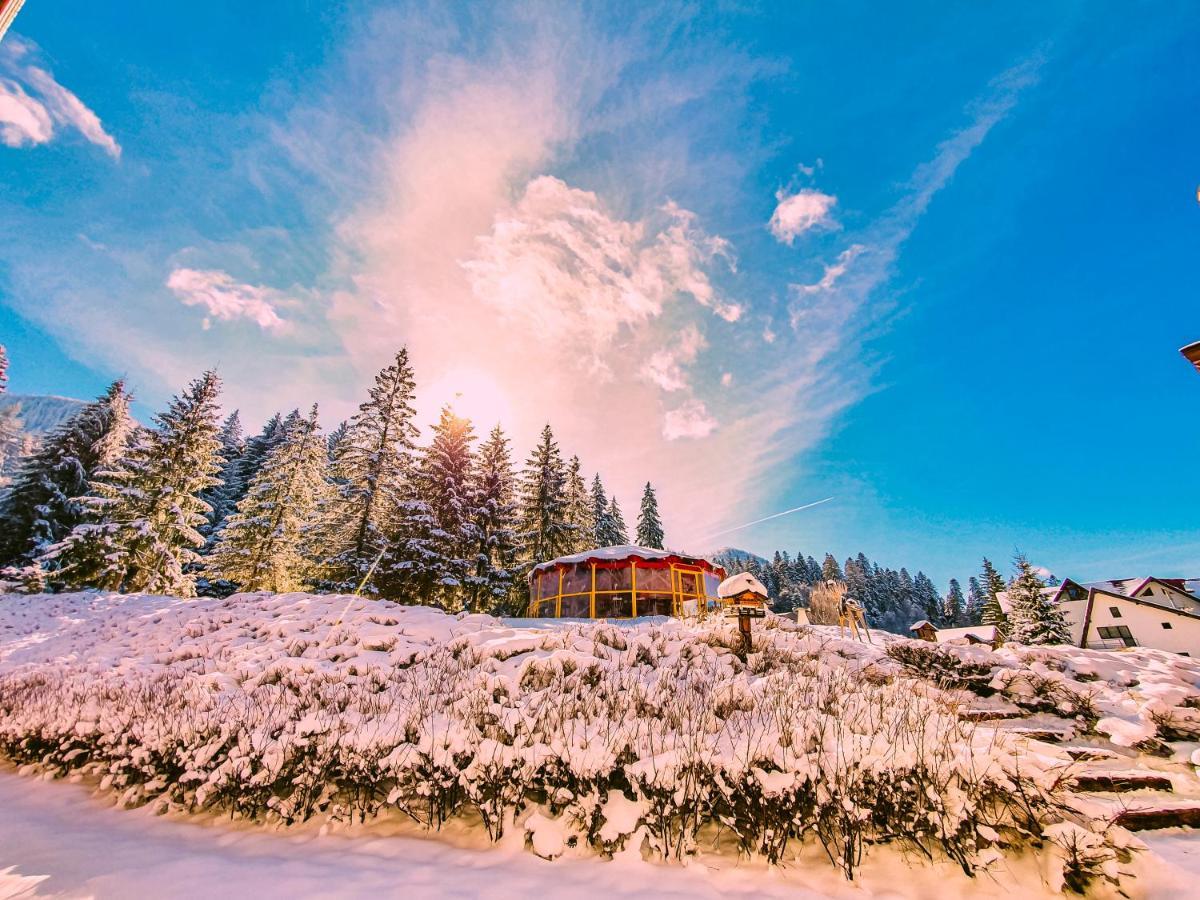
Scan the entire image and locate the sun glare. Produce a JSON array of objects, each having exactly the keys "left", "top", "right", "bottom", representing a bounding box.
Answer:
[{"left": 423, "top": 366, "right": 515, "bottom": 434}]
